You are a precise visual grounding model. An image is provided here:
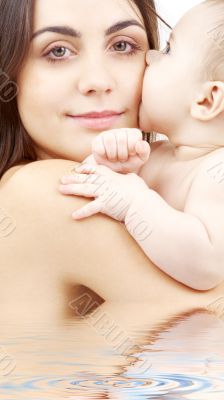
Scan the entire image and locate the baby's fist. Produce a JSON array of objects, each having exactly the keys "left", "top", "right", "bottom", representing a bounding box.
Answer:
[{"left": 92, "top": 128, "right": 150, "bottom": 174}]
